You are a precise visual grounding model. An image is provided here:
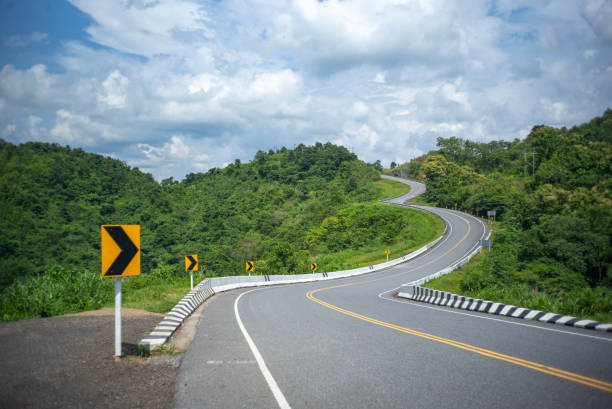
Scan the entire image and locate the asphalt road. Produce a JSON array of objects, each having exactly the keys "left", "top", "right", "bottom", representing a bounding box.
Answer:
[{"left": 174, "top": 178, "right": 612, "bottom": 408}]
